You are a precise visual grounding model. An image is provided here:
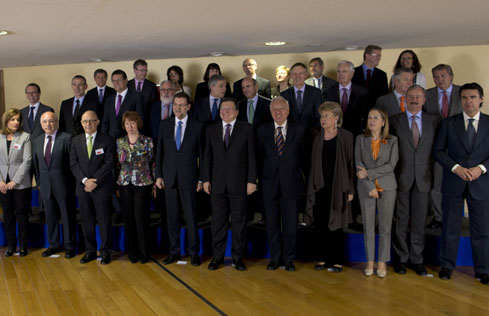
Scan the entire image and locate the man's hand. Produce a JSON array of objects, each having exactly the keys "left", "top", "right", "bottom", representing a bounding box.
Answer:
[
  {"left": 454, "top": 166, "right": 473, "bottom": 181},
  {"left": 155, "top": 178, "right": 165, "bottom": 190},
  {"left": 84, "top": 178, "right": 97, "bottom": 192},
  {"left": 247, "top": 183, "right": 257, "bottom": 195},
  {"left": 203, "top": 182, "right": 211, "bottom": 195},
  {"left": 196, "top": 182, "right": 203, "bottom": 192},
  {"left": 469, "top": 166, "right": 483, "bottom": 181},
  {"left": 347, "top": 194, "right": 354, "bottom": 202}
]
